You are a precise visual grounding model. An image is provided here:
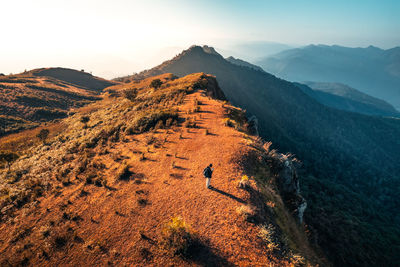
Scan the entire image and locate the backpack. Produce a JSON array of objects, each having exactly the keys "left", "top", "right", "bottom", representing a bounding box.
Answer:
[{"left": 203, "top": 167, "right": 211, "bottom": 178}]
